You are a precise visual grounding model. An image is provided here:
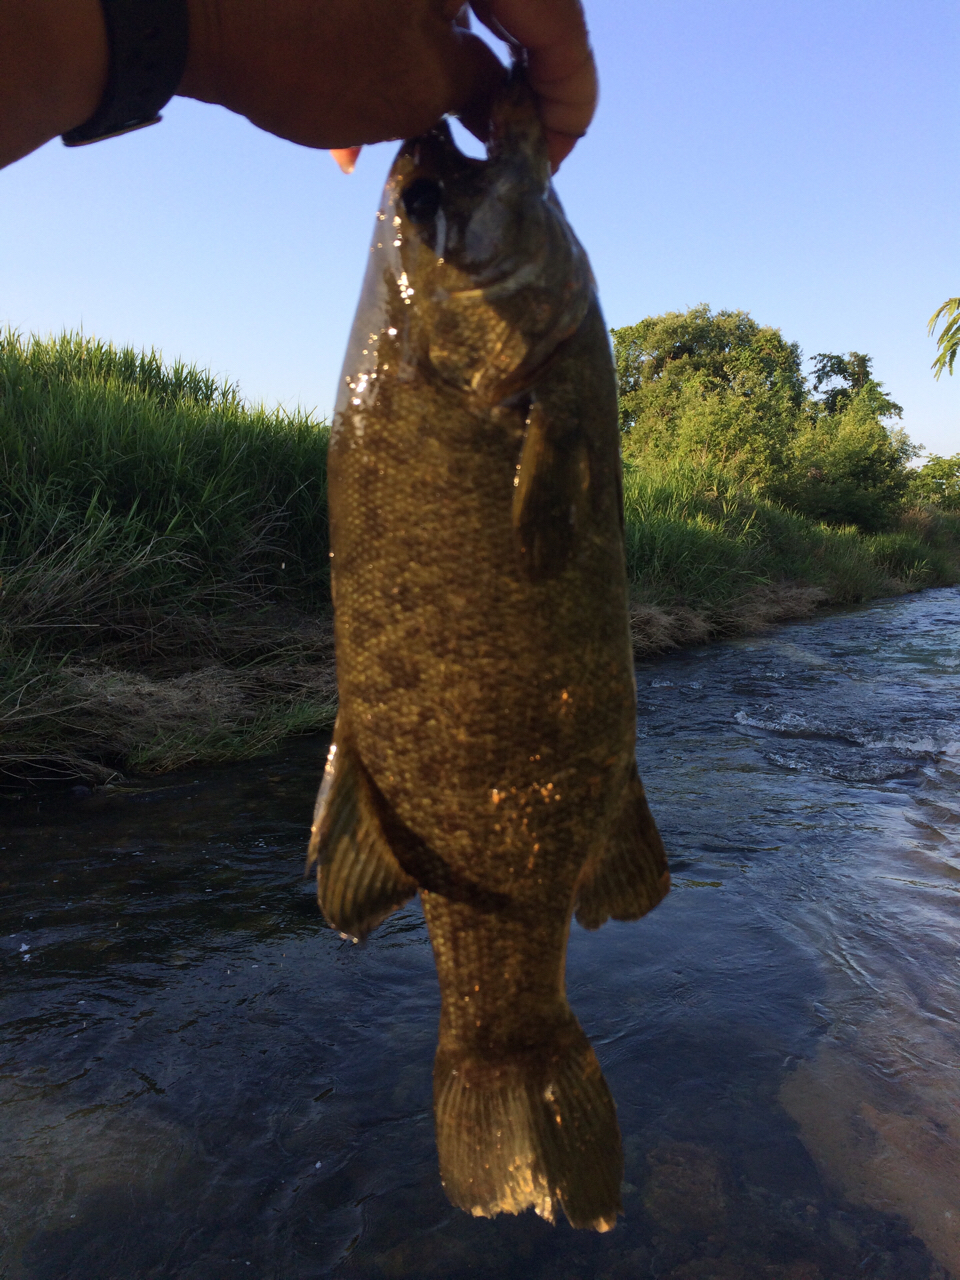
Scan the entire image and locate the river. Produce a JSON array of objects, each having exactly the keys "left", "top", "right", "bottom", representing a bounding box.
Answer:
[{"left": 2, "top": 587, "right": 958, "bottom": 1280}]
